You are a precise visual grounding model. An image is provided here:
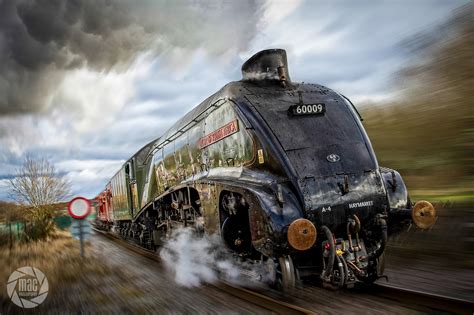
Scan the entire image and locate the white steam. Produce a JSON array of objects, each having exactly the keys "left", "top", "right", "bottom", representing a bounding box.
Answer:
[{"left": 160, "top": 228, "right": 267, "bottom": 288}]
